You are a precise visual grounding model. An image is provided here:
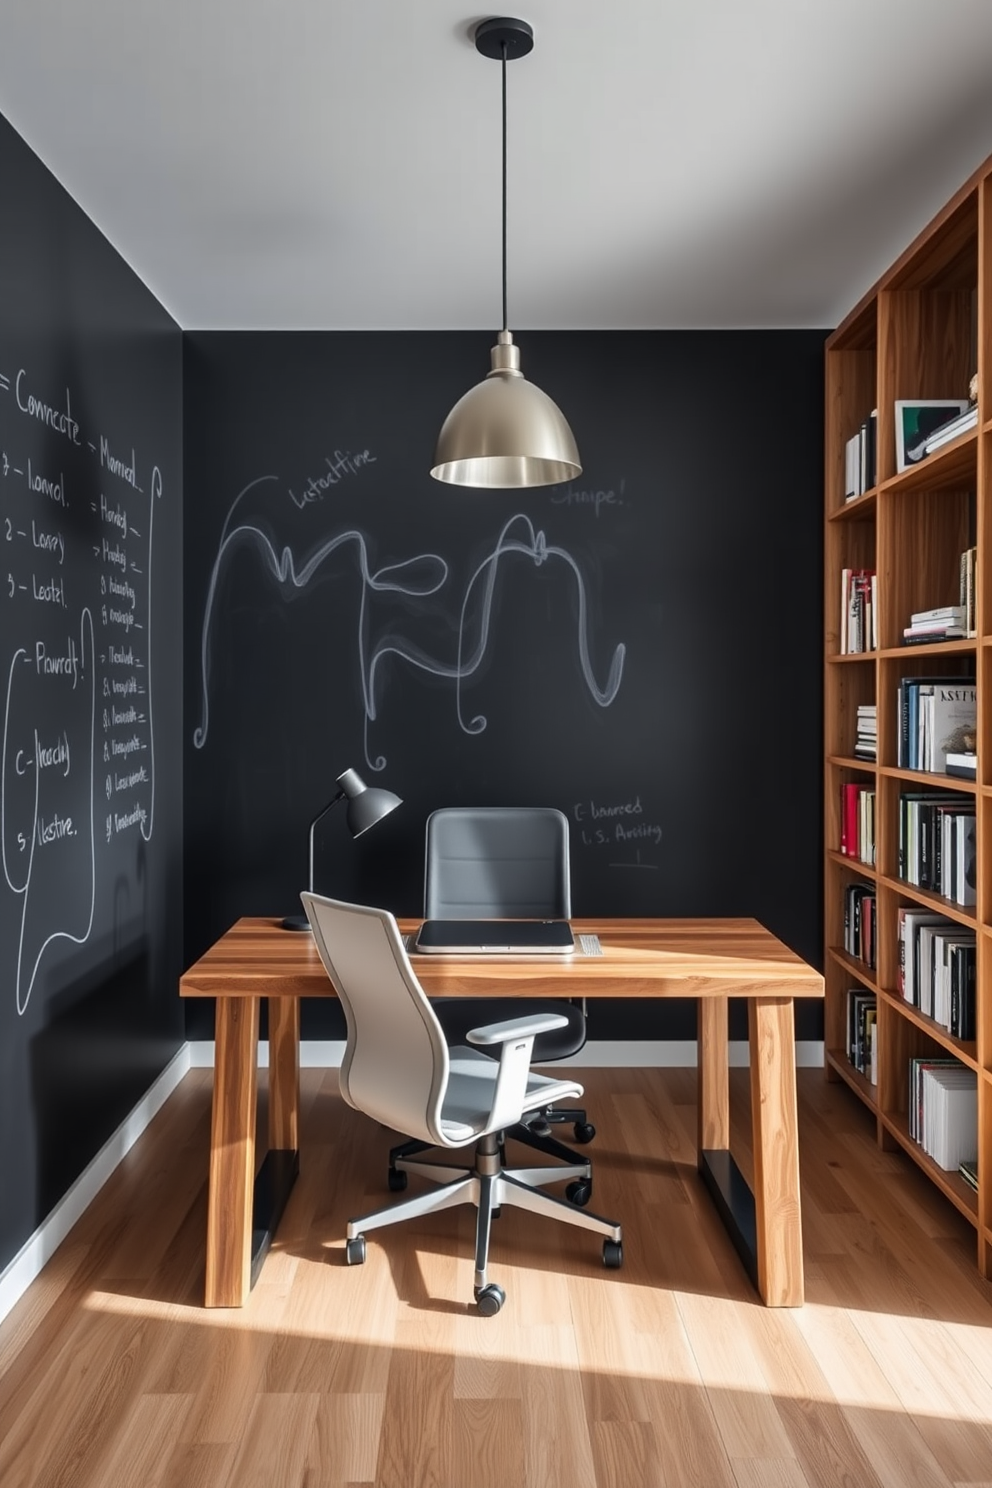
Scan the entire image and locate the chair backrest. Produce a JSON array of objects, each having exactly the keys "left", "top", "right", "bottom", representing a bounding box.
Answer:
[
  {"left": 301, "top": 893, "right": 449, "bottom": 1145},
  {"left": 424, "top": 806, "right": 571, "bottom": 919}
]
